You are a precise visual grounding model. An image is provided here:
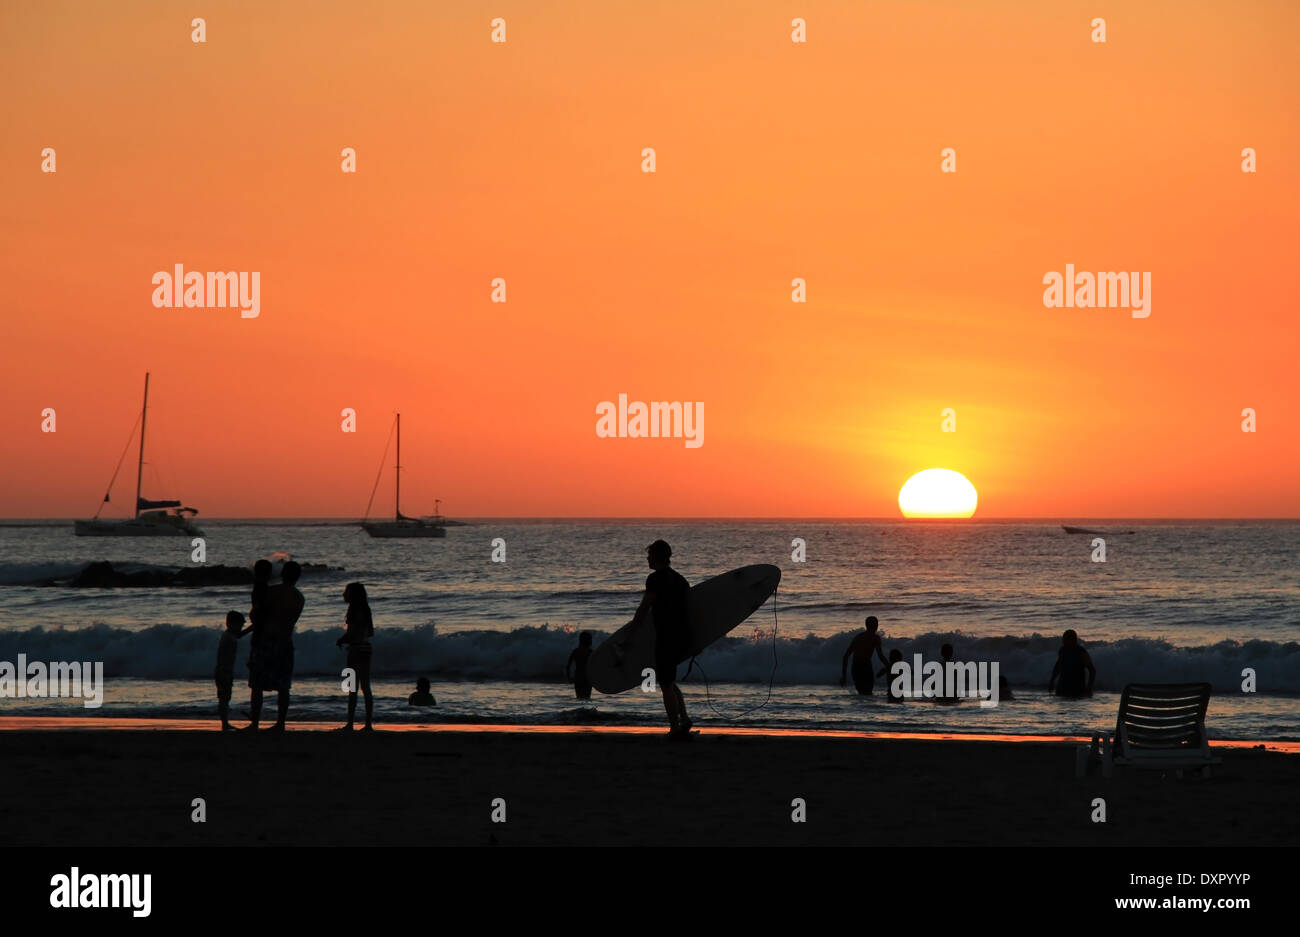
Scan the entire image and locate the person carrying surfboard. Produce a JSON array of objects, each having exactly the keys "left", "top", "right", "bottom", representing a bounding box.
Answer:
[{"left": 628, "top": 539, "right": 694, "bottom": 737}]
